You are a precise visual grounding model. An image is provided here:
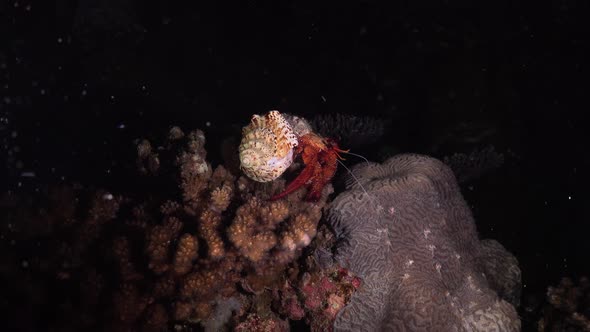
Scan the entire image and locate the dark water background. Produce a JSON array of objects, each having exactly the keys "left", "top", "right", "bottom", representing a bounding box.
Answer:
[{"left": 1, "top": 1, "right": 588, "bottom": 330}]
